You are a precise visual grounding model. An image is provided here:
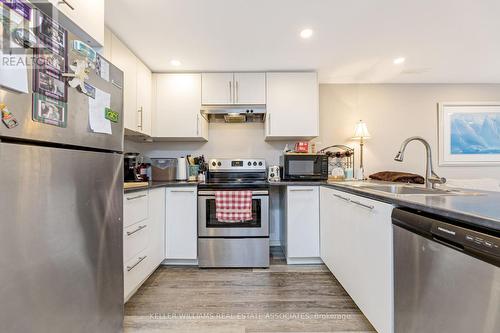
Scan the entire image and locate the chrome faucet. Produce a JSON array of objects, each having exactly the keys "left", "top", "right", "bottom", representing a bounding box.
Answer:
[{"left": 394, "top": 136, "right": 446, "bottom": 189}]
